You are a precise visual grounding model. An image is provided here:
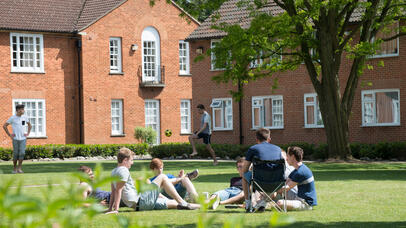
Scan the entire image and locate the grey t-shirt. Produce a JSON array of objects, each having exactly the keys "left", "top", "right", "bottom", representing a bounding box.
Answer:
[
  {"left": 200, "top": 111, "right": 212, "bottom": 135},
  {"left": 111, "top": 166, "right": 139, "bottom": 207}
]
